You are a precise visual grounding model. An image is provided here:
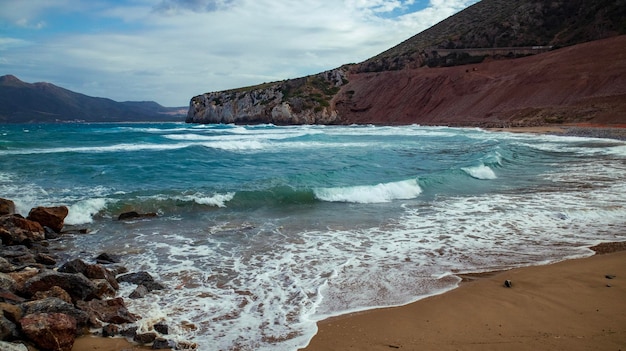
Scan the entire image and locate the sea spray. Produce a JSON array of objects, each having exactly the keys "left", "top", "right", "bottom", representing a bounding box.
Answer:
[{"left": 313, "top": 179, "right": 422, "bottom": 203}]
